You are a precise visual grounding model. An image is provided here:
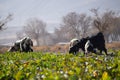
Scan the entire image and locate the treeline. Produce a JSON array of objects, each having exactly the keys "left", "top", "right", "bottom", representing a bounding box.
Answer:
[
  {"left": 1, "top": 9, "right": 120, "bottom": 46},
  {"left": 17, "top": 9, "right": 120, "bottom": 46},
  {"left": 53, "top": 9, "right": 120, "bottom": 43}
]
